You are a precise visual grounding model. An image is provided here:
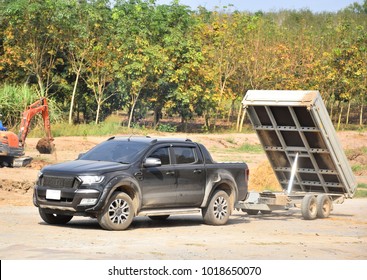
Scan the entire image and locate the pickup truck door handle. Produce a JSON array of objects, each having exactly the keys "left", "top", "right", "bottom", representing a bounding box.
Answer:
[
  {"left": 193, "top": 169, "right": 202, "bottom": 174},
  {"left": 166, "top": 171, "right": 175, "bottom": 176}
]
